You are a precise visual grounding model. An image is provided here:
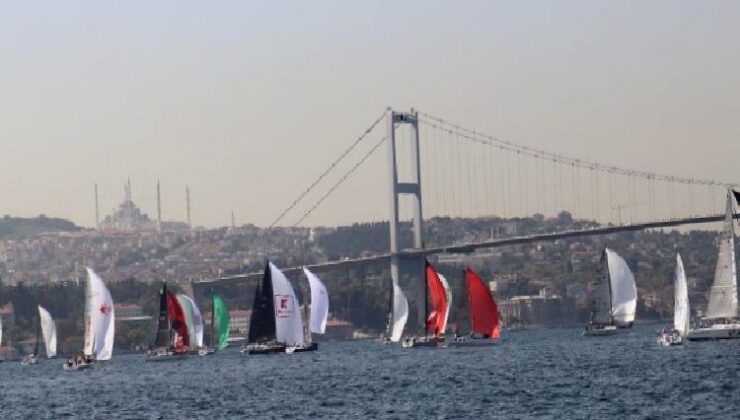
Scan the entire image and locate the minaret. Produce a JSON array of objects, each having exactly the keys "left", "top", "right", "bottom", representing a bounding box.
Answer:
[
  {"left": 126, "top": 178, "right": 132, "bottom": 202},
  {"left": 94, "top": 183, "right": 100, "bottom": 228},
  {"left": 156, "top": 181, "right": 162, "bottom": 233},
  {"left": 231, "top": 210, "right": 235, "bottom": 228},
  {"left": 186, "top": 186, "right": 192, "bottom": 230}
]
